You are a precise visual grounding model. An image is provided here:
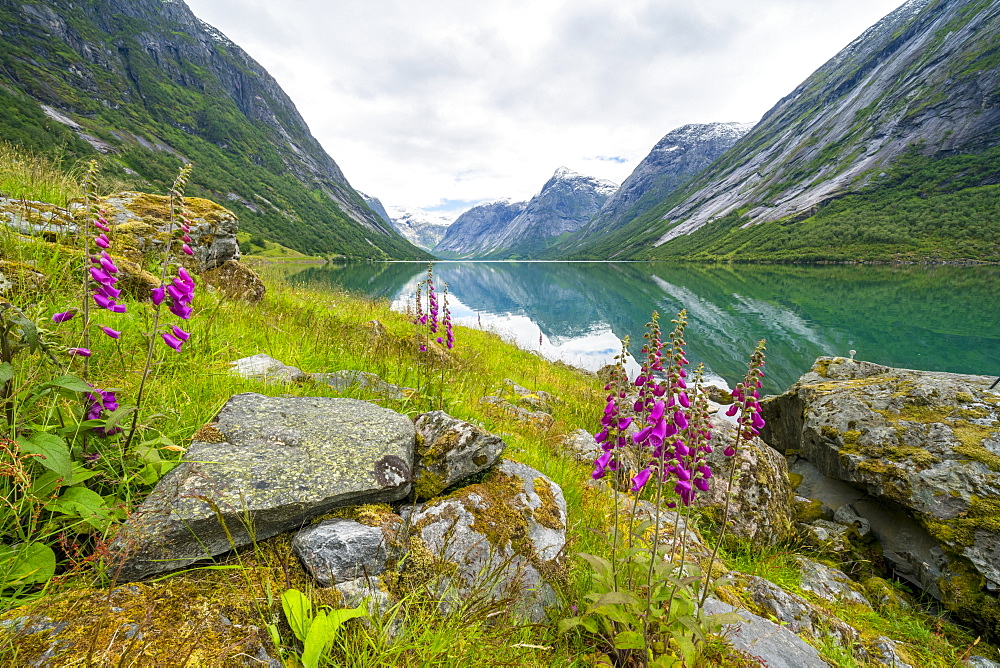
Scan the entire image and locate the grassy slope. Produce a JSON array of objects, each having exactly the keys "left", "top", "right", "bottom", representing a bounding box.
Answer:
[{"left": 0, "top": 1, "right": 429, "bottom": 260}]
